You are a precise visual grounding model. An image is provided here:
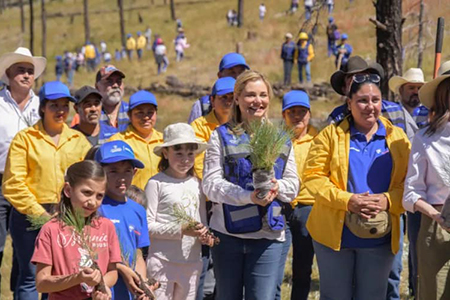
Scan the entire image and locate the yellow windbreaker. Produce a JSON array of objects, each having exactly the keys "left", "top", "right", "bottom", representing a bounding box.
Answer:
[
  {"left": 126, "top": 37, "right": 136, "bottom": 51},
  {"left": 304, "top": 116, "right": 410, "bottom": 254},
  {"left": 137, "top": 36, "right": 147, "bottom": 50},
  {"left": 2, "top": 121, "right": 91, "bottom": 216},
  {"left": 291, "top": 126, "right": 318, "bottom": 207},
  {"left": 191, "top": 111, "right": 220, "bottom": 179},
  {"left": 109, "top": 126, "right": 163, "bottom": 190}
]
